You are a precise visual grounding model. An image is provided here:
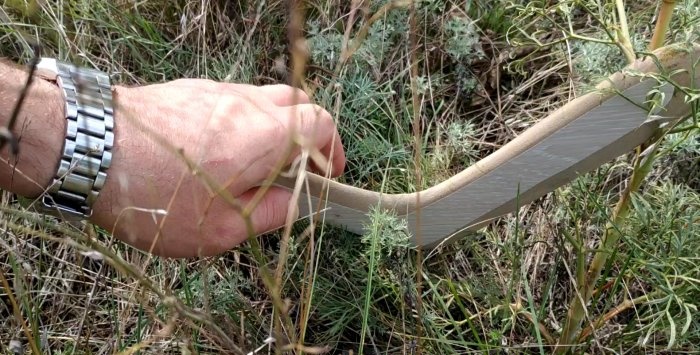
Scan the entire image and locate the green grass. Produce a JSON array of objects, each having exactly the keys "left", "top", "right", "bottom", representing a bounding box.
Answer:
[{"left": 1, "top": 0, "right": 699, "bottom": 354}]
